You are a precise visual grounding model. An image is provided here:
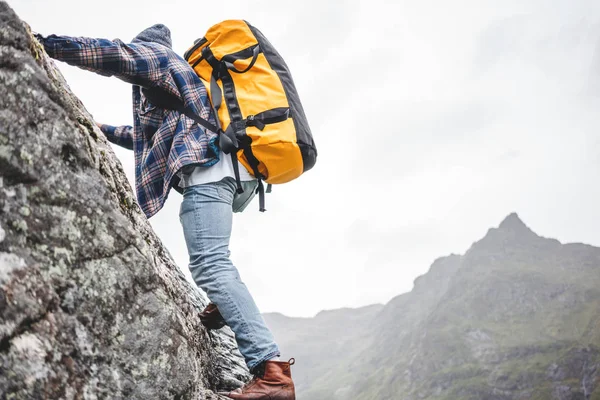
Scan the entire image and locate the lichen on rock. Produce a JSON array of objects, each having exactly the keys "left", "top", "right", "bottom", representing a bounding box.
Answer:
[{"left": 0, "top": 2, "right": 248, "bottom": 398}]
